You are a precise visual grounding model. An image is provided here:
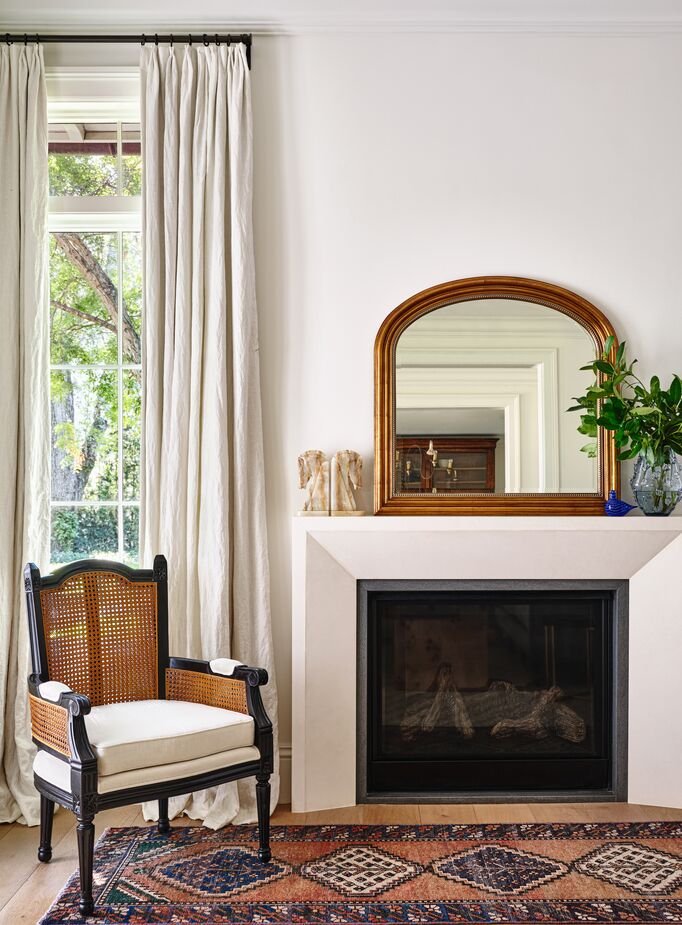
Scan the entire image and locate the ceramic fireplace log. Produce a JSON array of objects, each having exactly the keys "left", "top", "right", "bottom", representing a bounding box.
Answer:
[
  {"left": 552, "top": 702, "right": 587, "bottom": 744},
  {"left": 400, "top": 662, "right": 474, "bottom": 740},
  {"left": 490, "top": 686, "right": 586, "bottom": 743},
  {"left": 399, "top": 674, "right": 587, "bottom": 745},
  {"left": 490, "top": 686, "right": 562, "bottom": 739}
]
